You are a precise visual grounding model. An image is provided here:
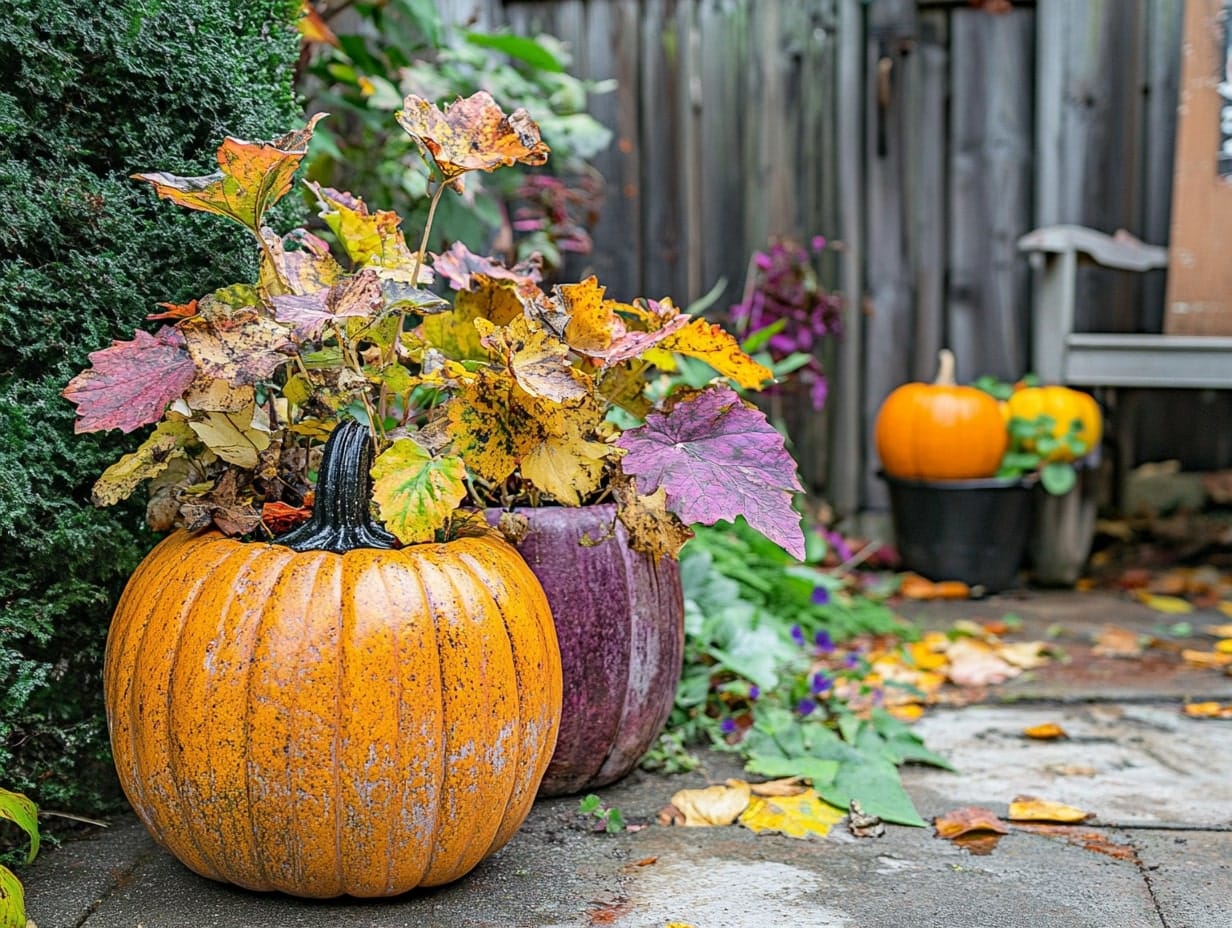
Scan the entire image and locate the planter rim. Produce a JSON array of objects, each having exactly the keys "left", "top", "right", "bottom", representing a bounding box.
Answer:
[{"left": 877, "top": 470, "right": 1037, "bottom": 491}]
